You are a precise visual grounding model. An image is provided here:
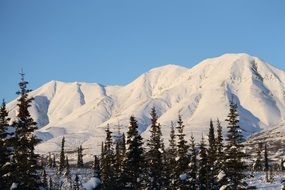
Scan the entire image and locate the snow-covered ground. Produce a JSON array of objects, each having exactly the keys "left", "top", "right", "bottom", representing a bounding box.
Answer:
[
  {"left": 6, "top": 53, "right": 285, "bottom": 159},
  {"left": 246, "top": 172, "right": 284, "bottom": 189}
]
